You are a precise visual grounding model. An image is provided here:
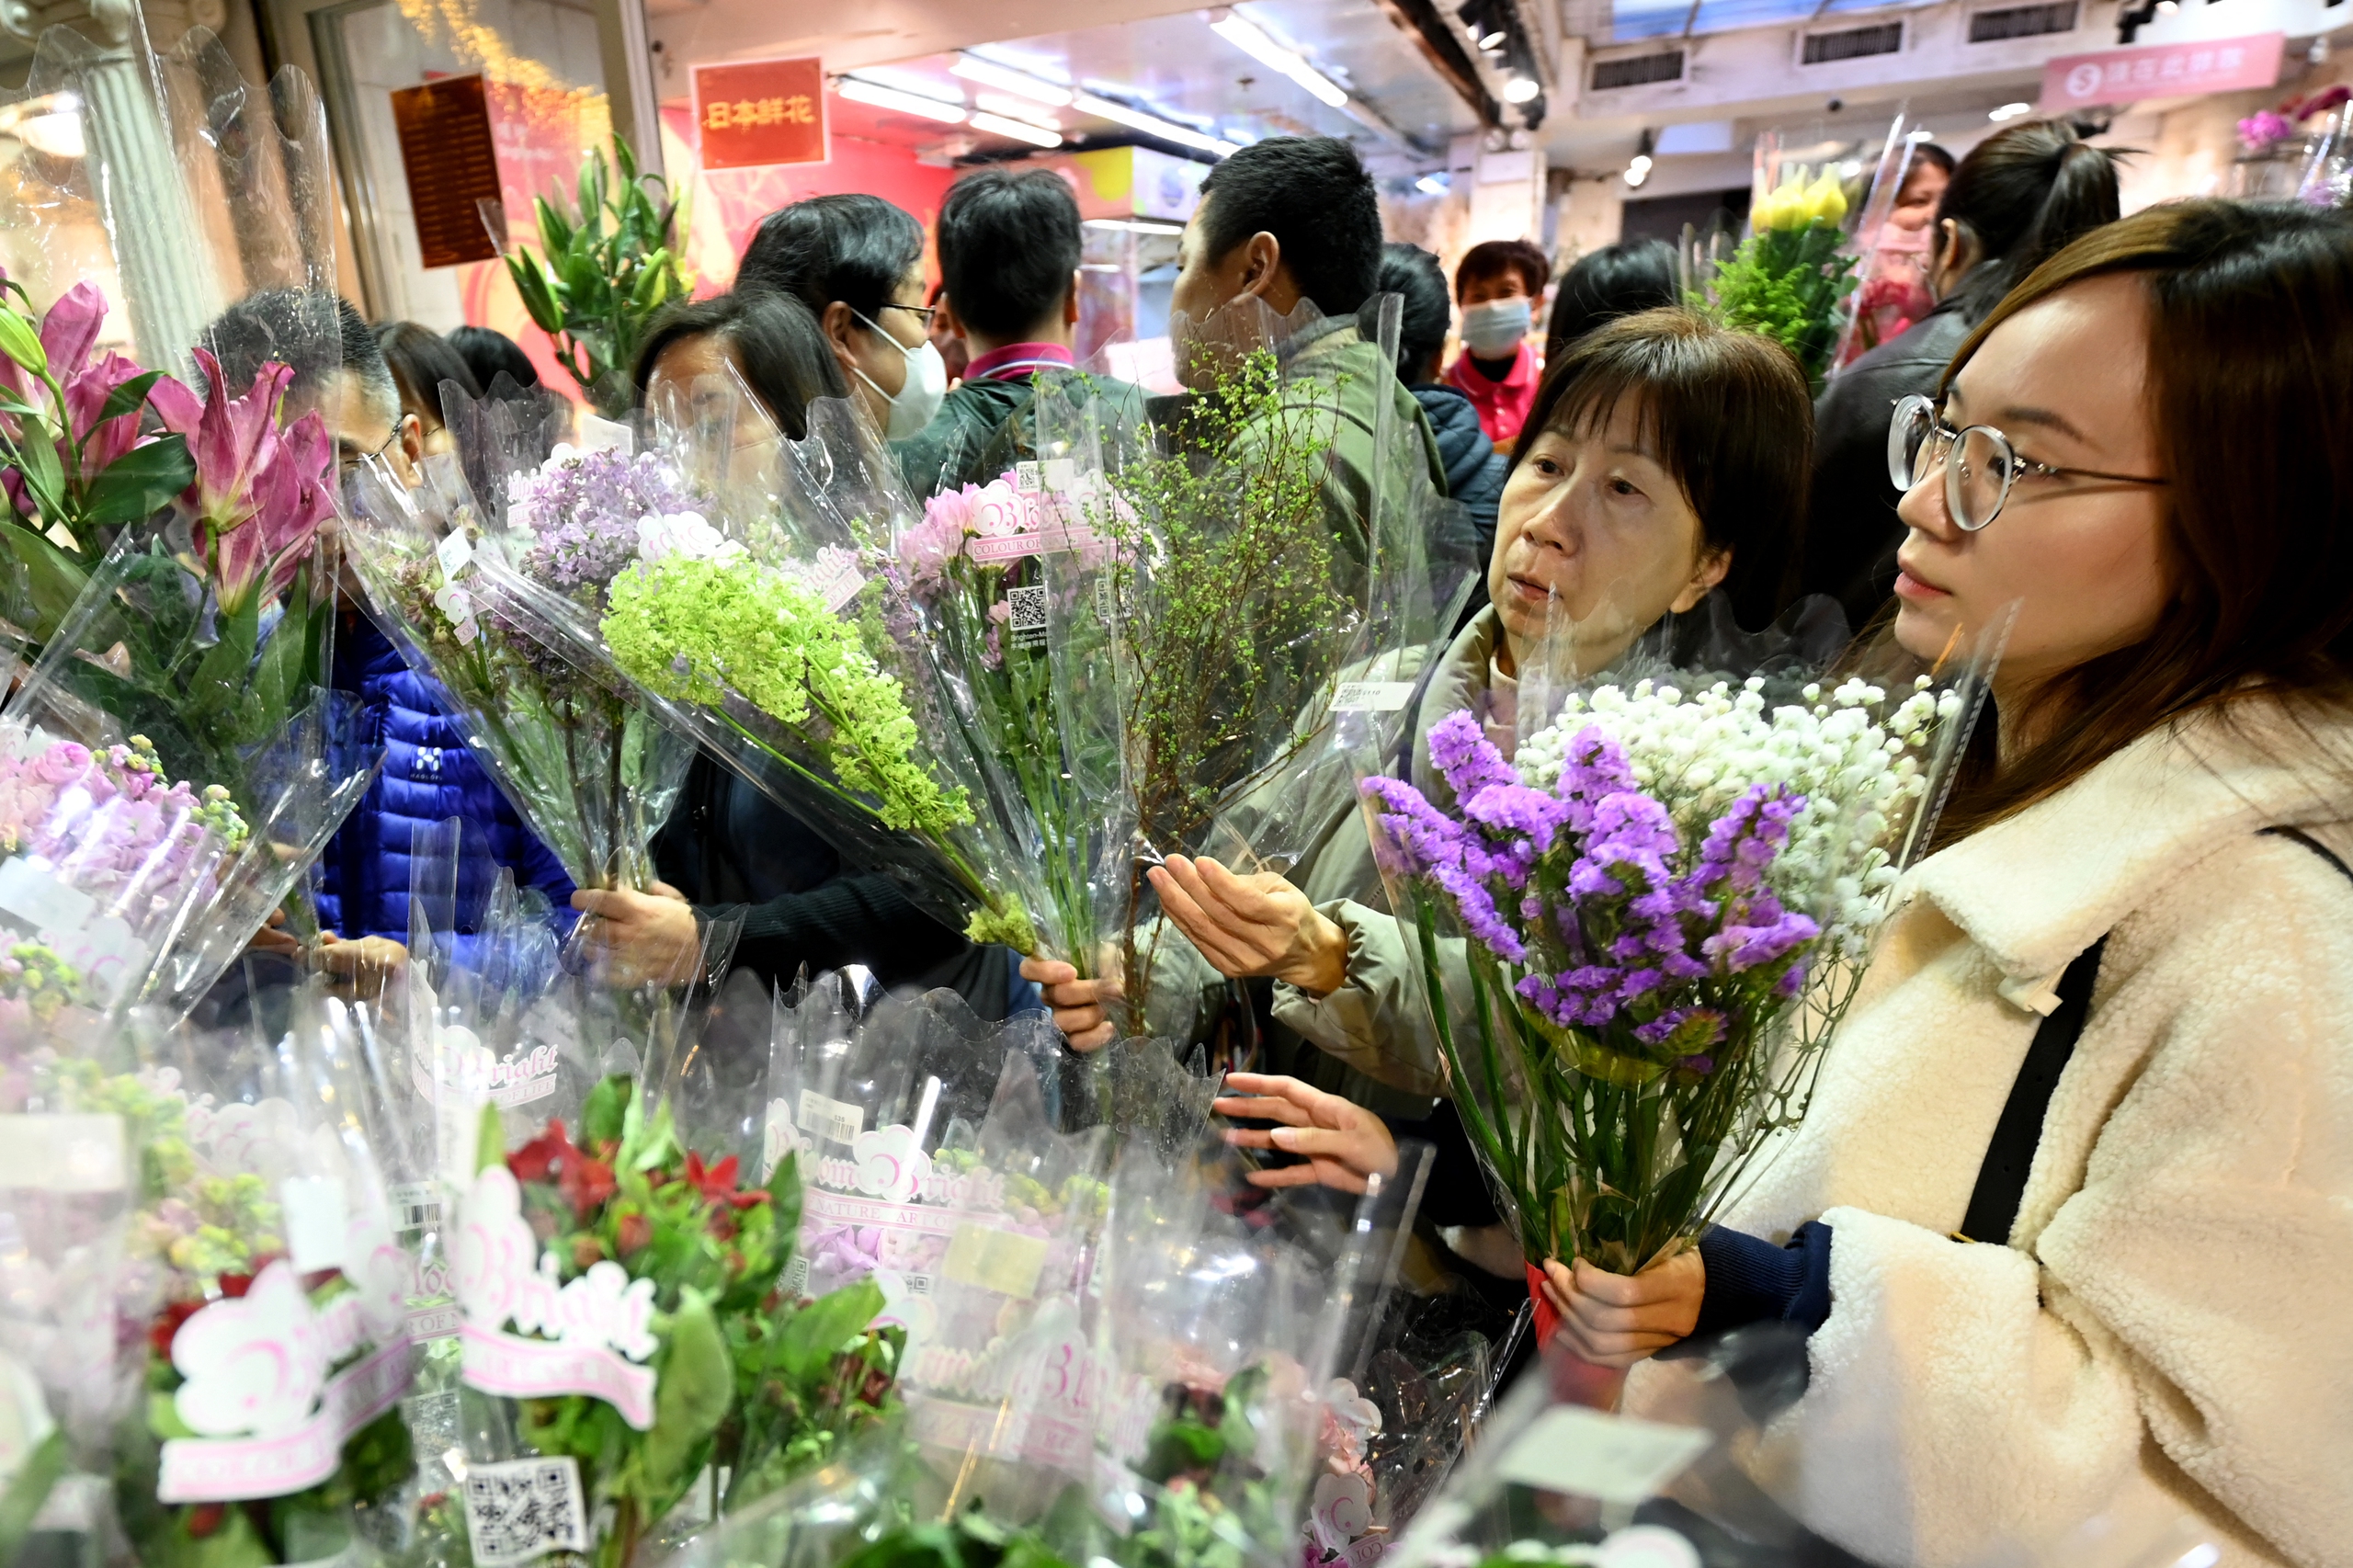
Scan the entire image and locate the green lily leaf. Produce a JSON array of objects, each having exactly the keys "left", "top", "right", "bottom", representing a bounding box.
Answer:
[
  {"left": 94, "top": 369, "right": 171, "bottom": 429},
  {"left": 642, "top": 1286, "right": 732, "bottom": 1494},
  {"left": 82, "top": 434, "right": 196, "bottom": 526},
  {"left": 0, "top": 1428, "right": 66, "bottom": 1563},
  {"left": 0, "top": 517, "right": 92, "bottom": 640}
]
